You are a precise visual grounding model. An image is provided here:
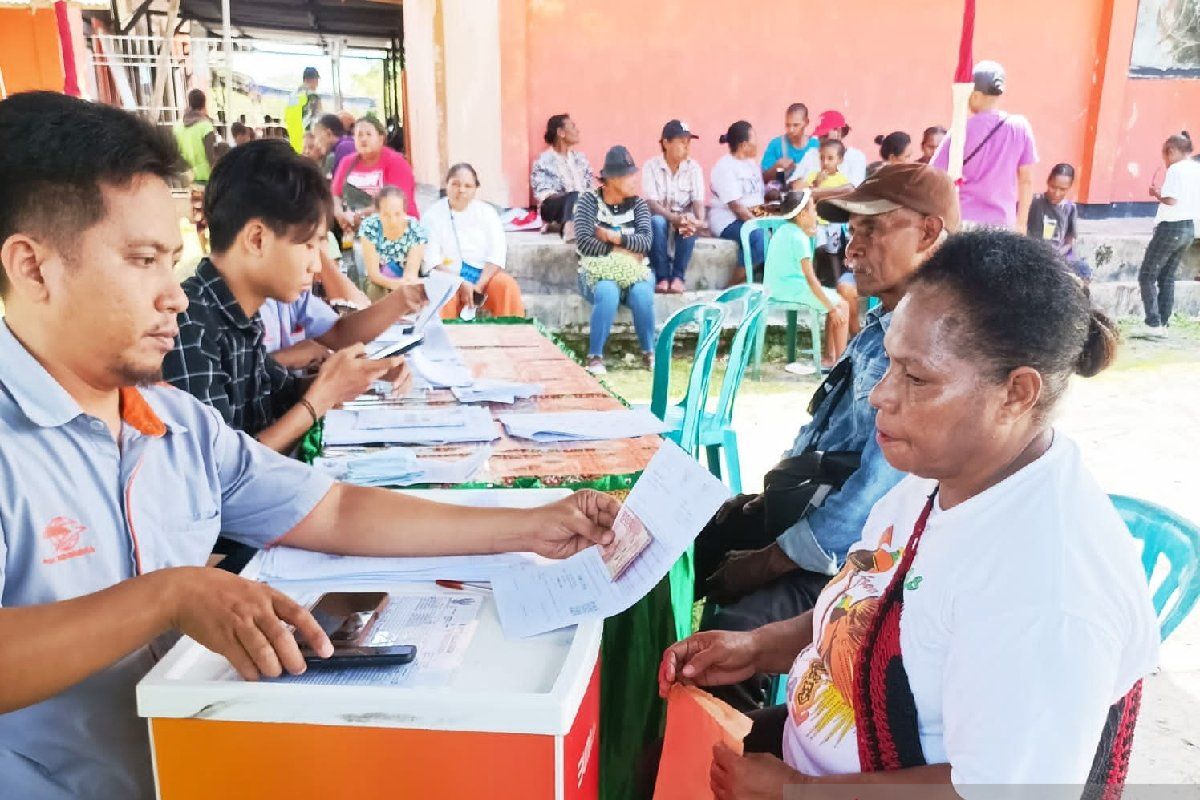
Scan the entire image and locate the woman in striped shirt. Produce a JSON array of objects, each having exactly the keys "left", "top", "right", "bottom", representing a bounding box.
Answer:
[{"left": 572, "top": 145, "right": 656, "bottom": 375}]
